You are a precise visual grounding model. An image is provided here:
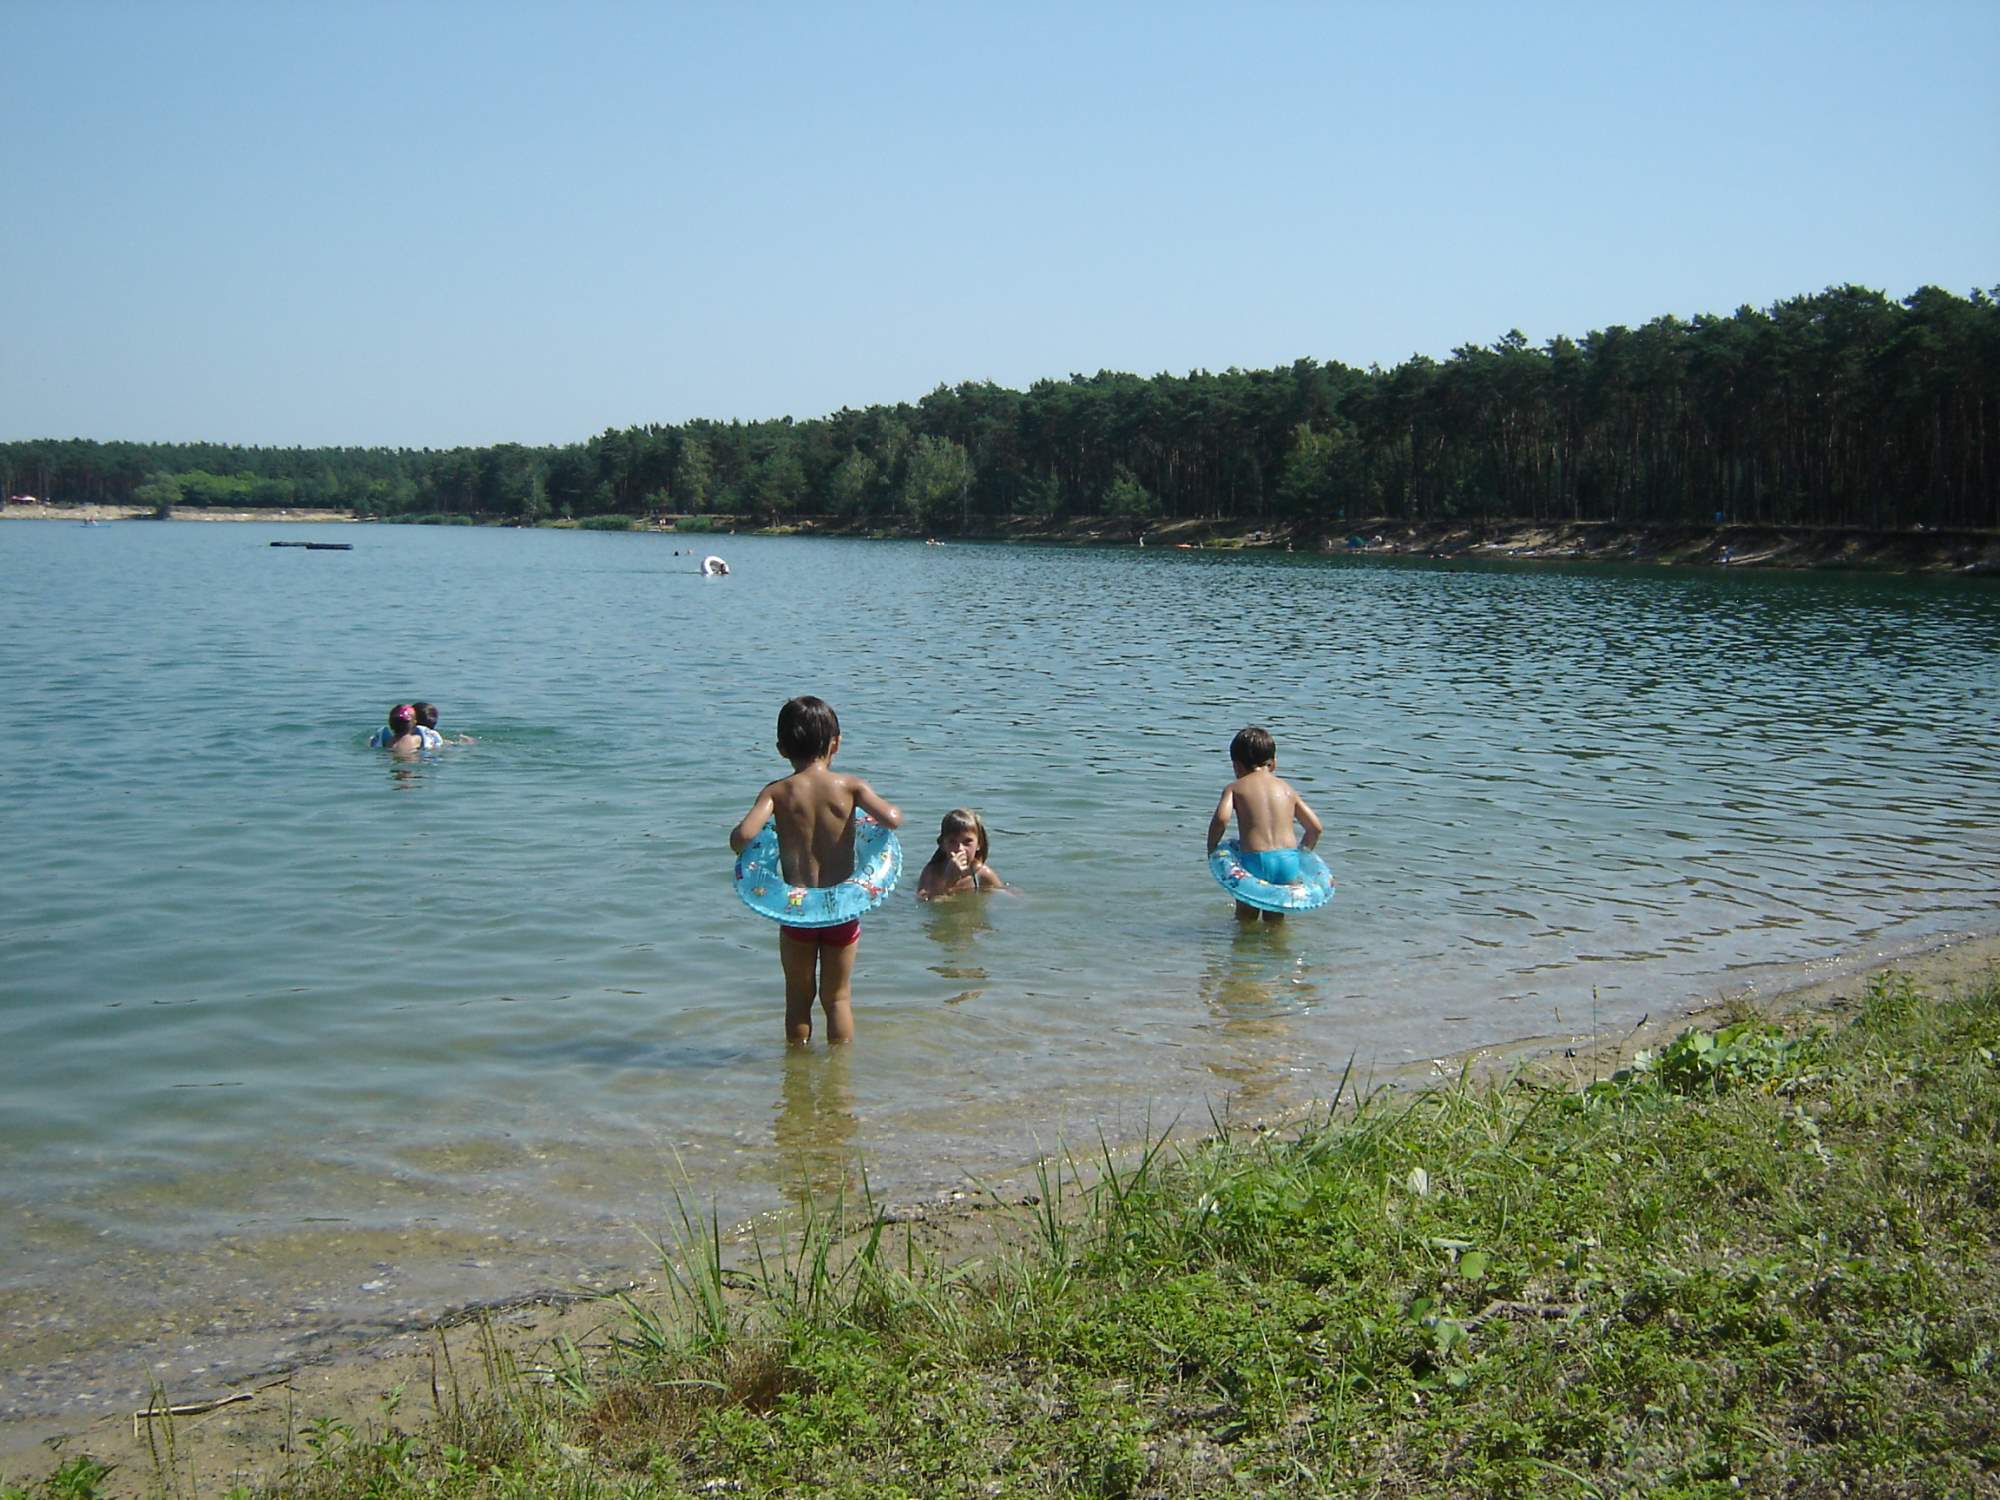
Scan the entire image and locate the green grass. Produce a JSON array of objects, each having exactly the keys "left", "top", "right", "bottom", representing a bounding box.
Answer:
[{"left": 10, "top": 971, "right": 1997, "bottom": 1498}]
